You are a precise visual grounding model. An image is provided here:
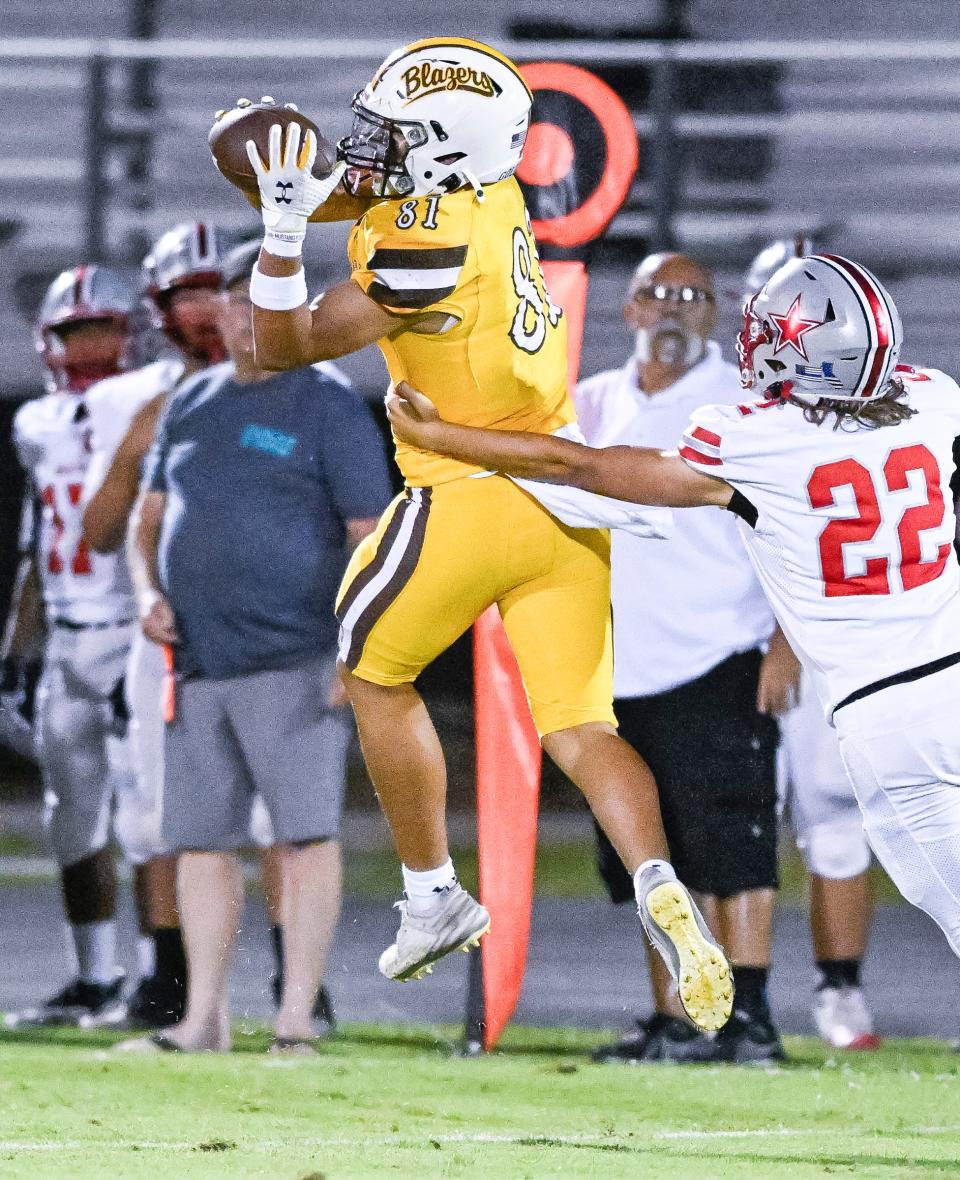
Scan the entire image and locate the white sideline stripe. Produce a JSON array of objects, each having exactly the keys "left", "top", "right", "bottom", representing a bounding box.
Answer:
[{"left": 4, "top": 1125, "right": 960, "bottom": 1152}]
